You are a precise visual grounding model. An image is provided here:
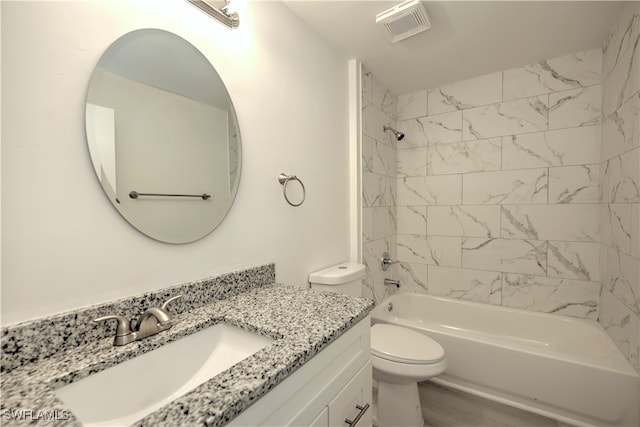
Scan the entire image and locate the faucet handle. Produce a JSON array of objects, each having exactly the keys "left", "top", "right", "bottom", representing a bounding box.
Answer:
[
  {"left": 160, "top": 295, "right": 183, "bottom": 312},
  {"left": 380, "top": 251, "right": 399, "bottom": 271},
  {"left": 94, "top": 315, "right": 132, "bottom": 337}
]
